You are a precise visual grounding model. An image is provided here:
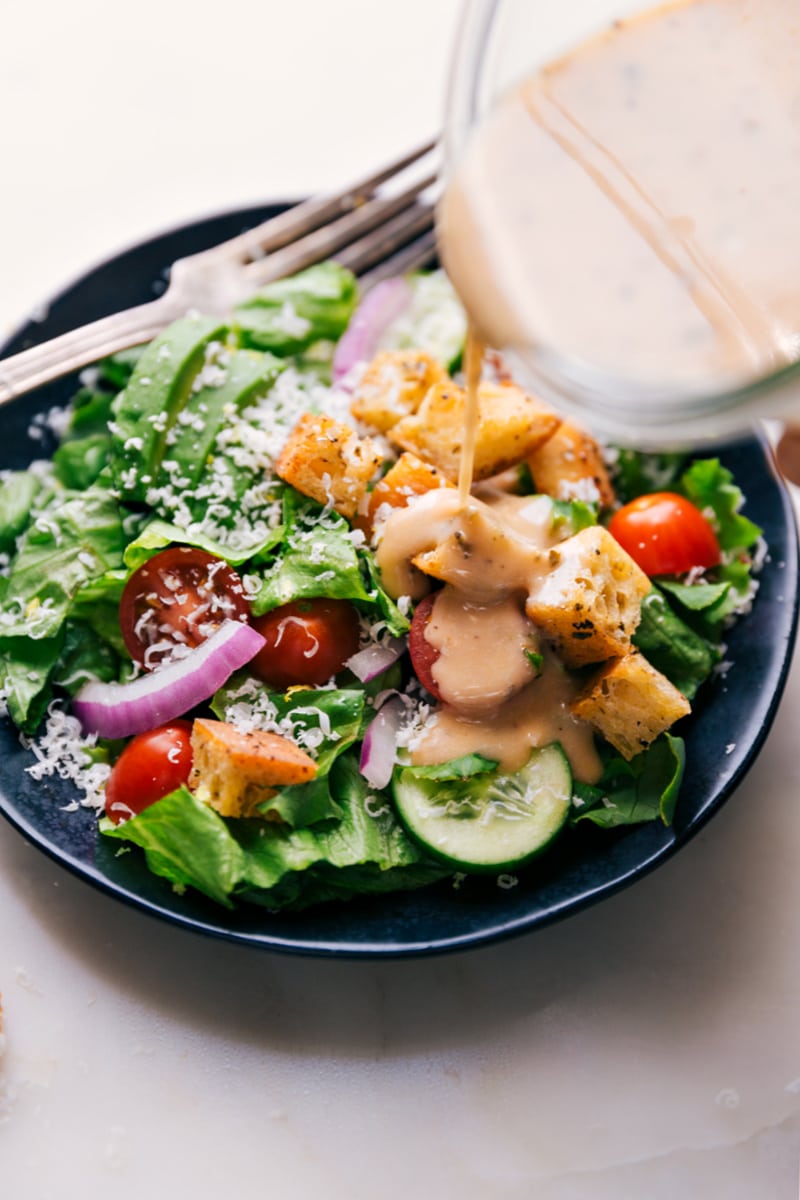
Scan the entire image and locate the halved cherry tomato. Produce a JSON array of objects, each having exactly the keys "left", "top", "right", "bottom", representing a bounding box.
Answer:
[
  {"left": 608, "top": 491, "right": 721, "bottom": 577},
  {"left": 104, "top": 720, "right": 193, "bottom": 825},
  {"left": 250, "top": 598, "right": 361, "bottom": 690},
  {"left": 408, "top": 591, "right": 444, "bottom": 701},
  {"left": 120, "top": 547, "right": 251, "bottom": 670}
]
